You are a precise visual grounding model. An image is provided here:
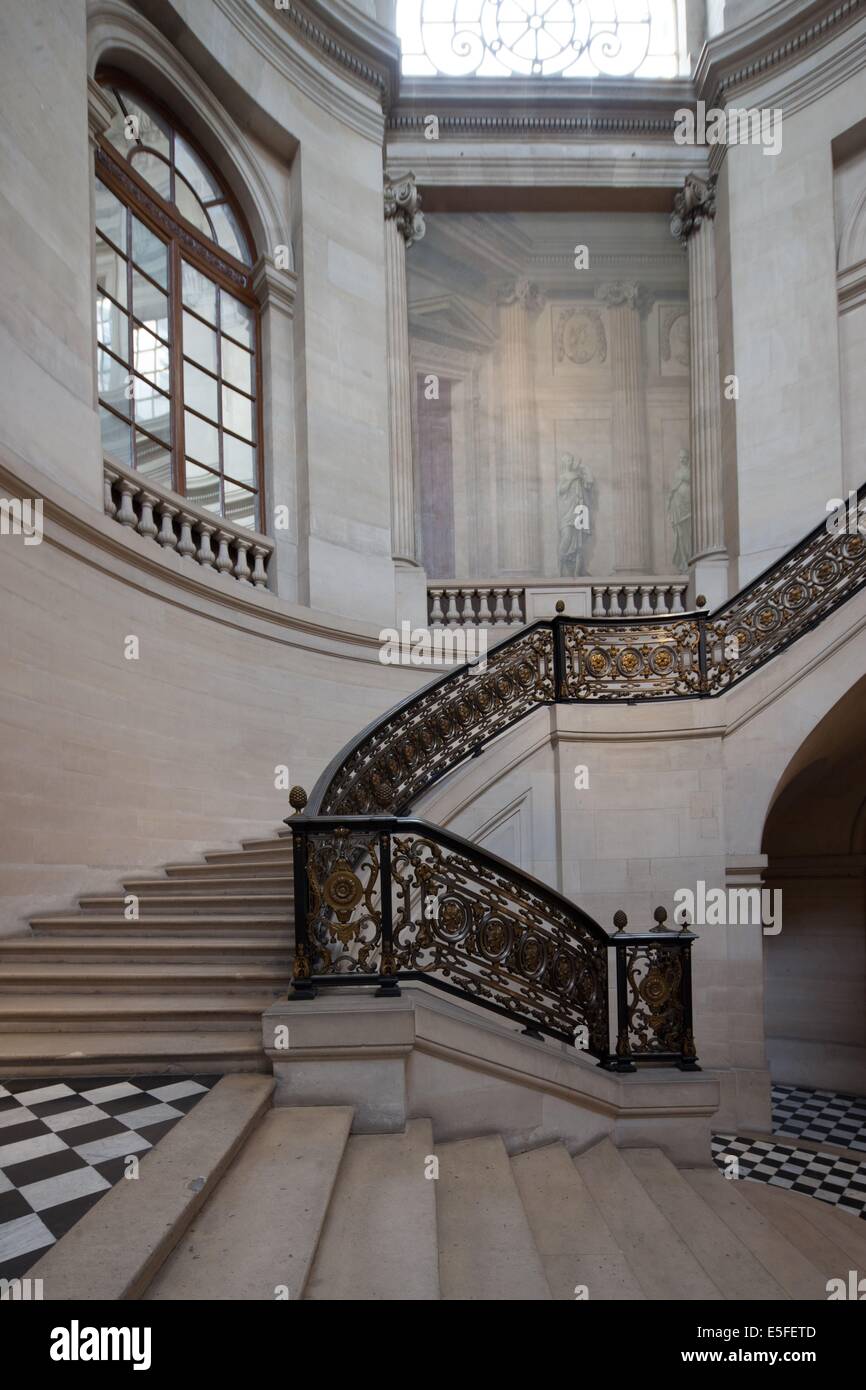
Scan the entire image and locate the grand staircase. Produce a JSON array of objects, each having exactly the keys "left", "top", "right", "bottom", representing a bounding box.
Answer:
[
  {"left": 0, "top": 830, "right": 295, "bottom": 1077},
  {"left": 30, "top": 1081, "right": 864, "bottom": 1301}
]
